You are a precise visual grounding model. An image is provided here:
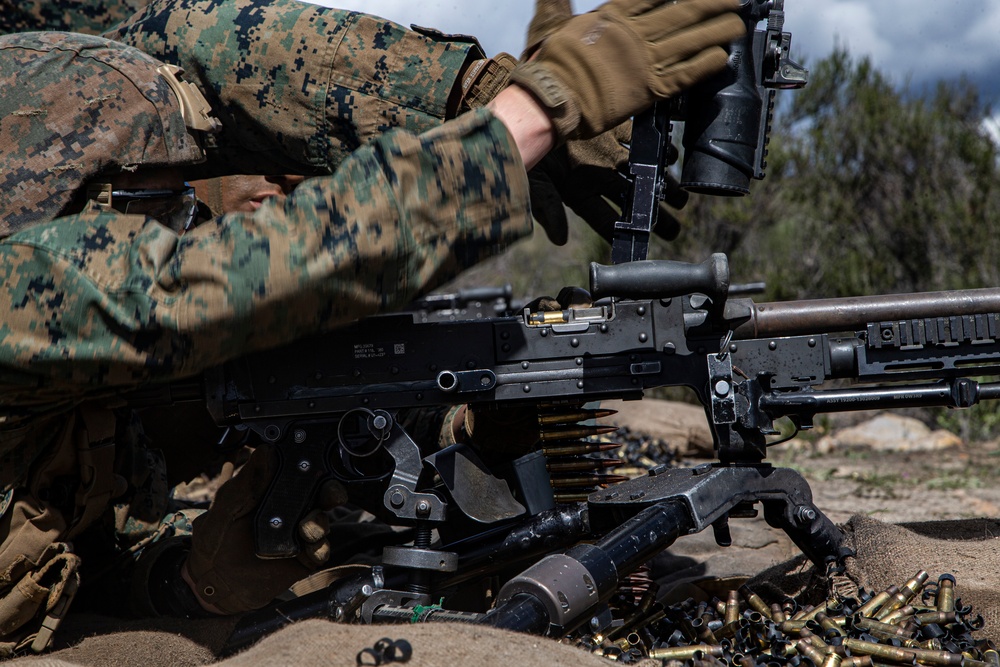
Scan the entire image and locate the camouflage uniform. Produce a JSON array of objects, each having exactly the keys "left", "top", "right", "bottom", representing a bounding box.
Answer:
[
  {"left": 0, "top": 0, "right": 147, "bottom": 35},
  {"left": 0, "top": 5, "right": 530, "bottom": 651}
]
